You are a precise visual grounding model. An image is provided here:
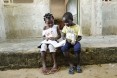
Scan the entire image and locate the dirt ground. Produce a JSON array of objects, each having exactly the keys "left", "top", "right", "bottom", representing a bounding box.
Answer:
[{"left": 0, "top": 63, "right": 117, "bottom": 78}]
